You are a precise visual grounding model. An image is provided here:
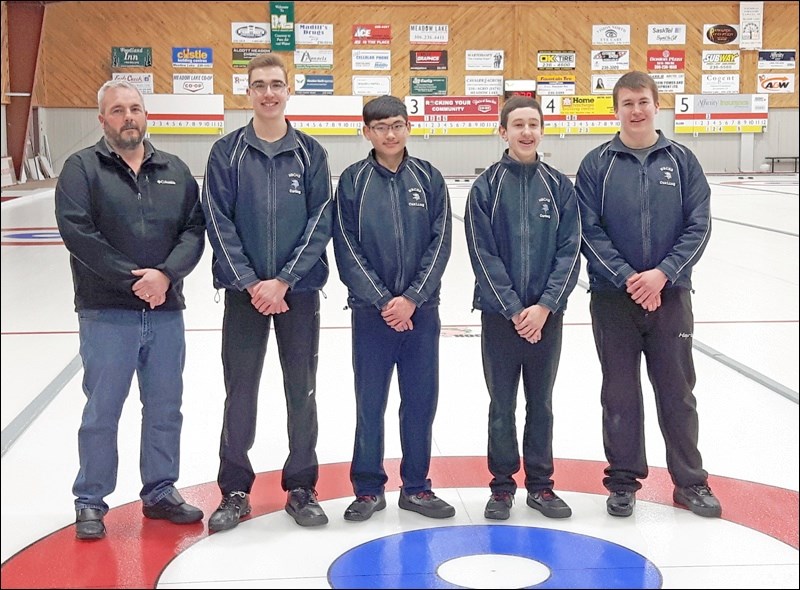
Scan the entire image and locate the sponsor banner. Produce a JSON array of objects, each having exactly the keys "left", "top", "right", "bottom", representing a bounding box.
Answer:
[
  {"left": 409, "top": 24, "right": 449, "bottom": 44},
  {"left": 295, "top": 23, "right": 333, "bottom": 45},
  {"left": 404, "top": 96, "right": 499, "bottom": 136},
  {"left": 285, "top": 95, "right": 363, "bottom": 135},
  {"left": 465, "top": 76, "right": 503, "bottom": 96},
  {"left": 410, "top": 50, "right": 448, "bottom": 70},
  {"left": 172, "top": 47, "right": 213, "bottom": 68},
  {"left": 592, "top": 24, "right": 630, "bottom": 46},
  {"left": 647, "top": 49, "right": 685, "bottom": 71},
  {"left": 740, "top": 1, "right": 764, "bottom": 50},
  {"left": 757, "top": 50, "right": 796, "bottom": 70},
  {"left": 466, "top": 50, "right": 504, "bottom": 71},
  {"left": 539, "top": 95, "right": 619, "bottom": 135},
  {"left": 536, "top": 74, "right": 576, "bottom": 96},
  {"left": 232, "top": 47, "right": 271, "bottom": 69},
  {"left": 352, "top": 50, "right": 391, "bottom": 71},
  {"left": 647, "top": 24, "right": 686, "bottom": 45},
  {"left": 674, "top": 93, "right": 768, "bottom": 134},
  {"left": 504, "top": 79, "right": 536, "bottom": 92},
  {"left": 650, "top": 73, "right": 685, "bottom": 94},
  {"left": 146, "top": 94, "right": 224, "bottom": 135},
  {"left": 504, "top": 79, "right": 536, "bottom": 99},
  {"left": 112, "top": 73, "right": 154, "bottom": 94},
  {"left": 231, "top": 22, "right": 269, "bottom": 44},
  {"left": 294, "top": 74, "right": 333, "bottom": 95},
  {"left": 112, "top": 47, "right": 152, "bottom": 68},
  {"left": 701, "top": 74, "right": 740, "bottom": 94},
  {"left": 704, "top": 24, "right": 739, "bottom": 45},
  {"left": 352, "top": 24, "right": 391, "bottom": 45},
  {"left": 702, "top": 50, "right": 740, "bottom": 71},
  {"left": 270, "top": 1, "right": 295, "bottom": 51},
  {"left": 537, "top": 51, "right": 576, "bottom": 70},
  {"left": 591, "top": 74, "right": 623, "bottom": 95},
  {"left": 591, "top": 50, "right": 629, "bottom": 71},
  {"left": 294, "top": 49, "right": 333, "bottom": 69},
  {"left": 173, "top": 73, "right": 214, "bottom": 94},
  {"left": 757, "top": 73, "right": 795, "bottom": 93},
  {"left": 352, "top": 75, "right": 391, "bottom": 96},
  {"left": 410, "top": 76, "right": 448, "bottom": 96},
  {"left": 232, "top": 74, "right": 248, "bottom": 95}
]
